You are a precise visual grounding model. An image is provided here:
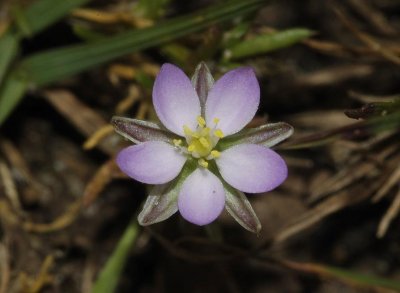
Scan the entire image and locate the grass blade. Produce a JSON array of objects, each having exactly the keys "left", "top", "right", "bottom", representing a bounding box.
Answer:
[
  {"left": 14, "top": 0, "right": 91, "bottom": 36},
  {"left": 18, "top": 0, "right": 266, "bottom": 85},
  {"left": 0, "top": 32, "right": 19, "bottom": 85},
  {"left": 91, "top": 219, "right": 139, "bottom": 293},
  {"left": 0, "top": 0, "right": 267, "bottom": 126},
  {"left": 226, "top": 28, "right": 314, "bottom": 59},
  {"left": 0, "top": 74, "right": 28, "bottom": 125}
]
